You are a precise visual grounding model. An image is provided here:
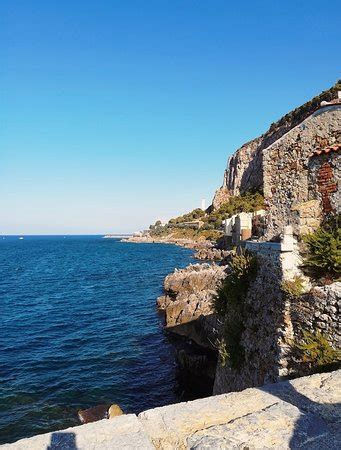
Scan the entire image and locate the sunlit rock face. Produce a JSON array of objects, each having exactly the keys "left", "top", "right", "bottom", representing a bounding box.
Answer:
[{"left": 157, "top": 263, "right": 226, "bottom": 329}]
